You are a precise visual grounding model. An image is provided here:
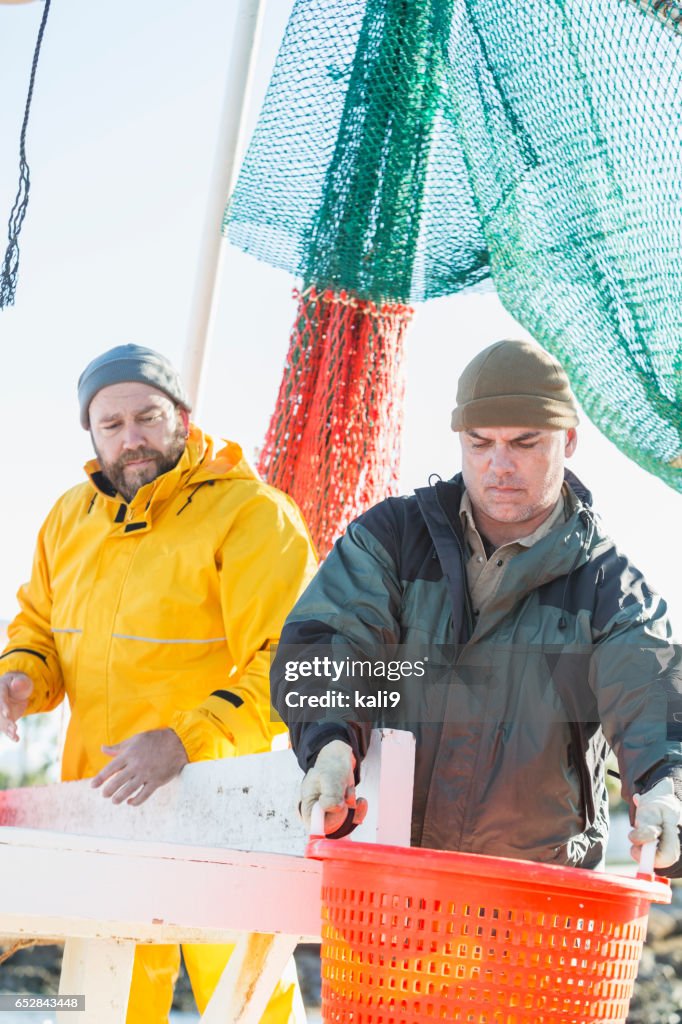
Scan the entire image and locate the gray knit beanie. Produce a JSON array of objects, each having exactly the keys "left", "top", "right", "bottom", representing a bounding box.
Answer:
[{"left": 78, "top": 344, "right": 191, "bottom": 429}]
